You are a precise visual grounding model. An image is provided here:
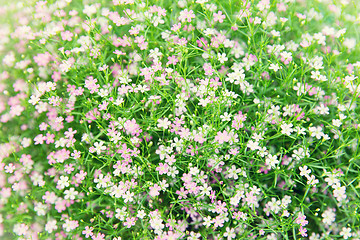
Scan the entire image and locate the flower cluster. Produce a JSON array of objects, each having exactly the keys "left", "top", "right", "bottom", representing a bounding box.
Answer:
[{"left": 0, "top": 0, "right": 360, "bottom": 239}]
